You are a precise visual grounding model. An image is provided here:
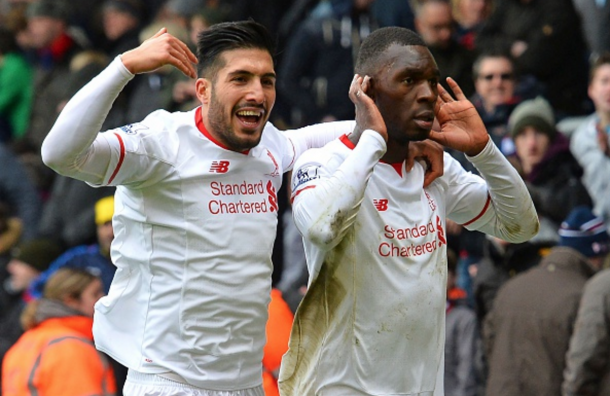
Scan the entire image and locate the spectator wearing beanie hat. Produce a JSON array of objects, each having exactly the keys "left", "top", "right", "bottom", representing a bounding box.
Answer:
[
  {"left": 508, "top": 96, "right": 592, "bottom": 232},
  {"left": 6, "top": 239, "right": 64, "bottom": 296},
  {"left": 0, "top": 238, "right": 63, "bottom": 383},
  {"left": 484, "top": 205, "right": 608, "bottom": 396},
  {"left": 559, "top": 205, "right": 610, "bottom": 270},
  {"left": 29, "top": 196, "right": 116, "bottom": 299}
]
